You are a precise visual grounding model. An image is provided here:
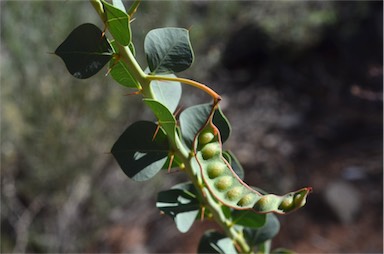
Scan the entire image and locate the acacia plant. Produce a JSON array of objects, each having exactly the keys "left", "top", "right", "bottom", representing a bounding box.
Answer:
[{"left": 55, "top": 0, "right": 311, "bottom": 253}]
